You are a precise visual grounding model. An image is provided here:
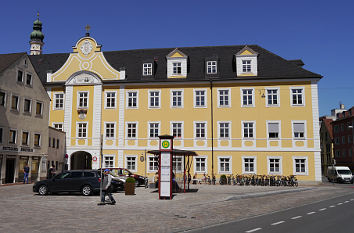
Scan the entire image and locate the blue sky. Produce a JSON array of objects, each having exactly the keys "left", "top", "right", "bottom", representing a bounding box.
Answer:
[{"left": 1, "top": 0, "right": 353, "bottom": 116}]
